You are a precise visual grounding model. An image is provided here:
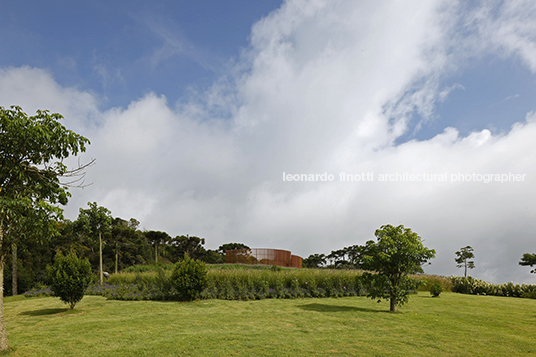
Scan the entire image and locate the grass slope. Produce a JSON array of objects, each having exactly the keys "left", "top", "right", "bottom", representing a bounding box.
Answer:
[{"left": 3, "top": 292, "right": 536, "bottom": 356}]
